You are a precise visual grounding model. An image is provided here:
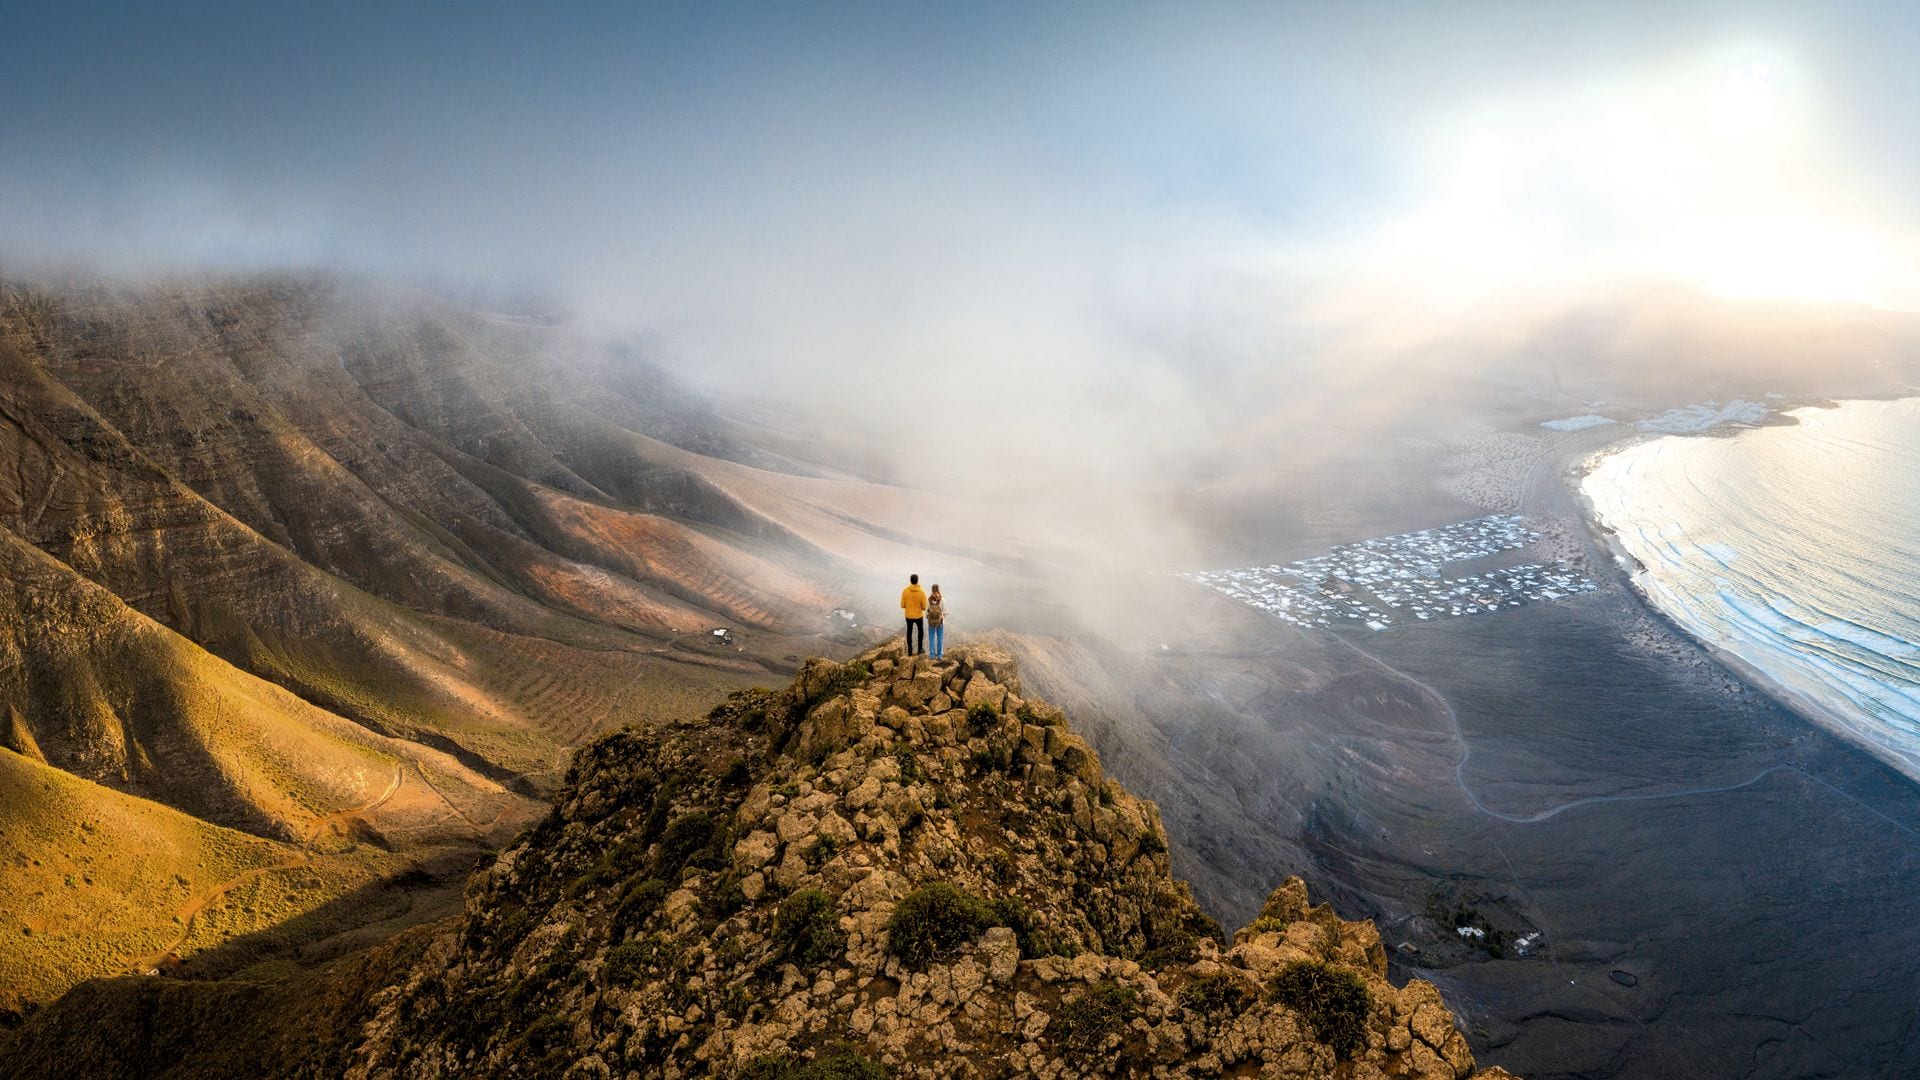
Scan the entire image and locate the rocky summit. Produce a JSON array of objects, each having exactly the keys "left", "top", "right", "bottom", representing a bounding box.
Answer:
[
  {"left": 336, "top": 642, "right": 1512, "bottom": 1079},
  {"left": 0, "top": 641, "right": 1514, "bottom": 1079}
]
